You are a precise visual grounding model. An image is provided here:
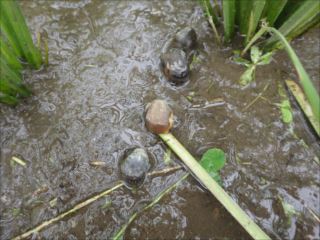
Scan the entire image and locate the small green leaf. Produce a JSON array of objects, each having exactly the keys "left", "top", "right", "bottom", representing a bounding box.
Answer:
[
  {"left": 257, "top": 52, "right": 273, "bottom": 65},
  {"left": 232, "top": 56, "right": 251, "bottom": 66},
  {"left": 250, "top": 46, "right": 262, "bottom": 64},
  {"left": 280, "top": 100, "right": 293, "bottom": 124},
  {"left": 200, "top": 148, "right": 226, "bottom": 180},
  {"left": 239, "top": 65, "right": 255, "bottom": 86}
]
